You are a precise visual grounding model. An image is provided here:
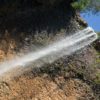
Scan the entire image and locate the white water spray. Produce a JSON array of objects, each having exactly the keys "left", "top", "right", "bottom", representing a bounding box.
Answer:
[{"left": 0, "top": 27, "right": 97, "bottom": 76}]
